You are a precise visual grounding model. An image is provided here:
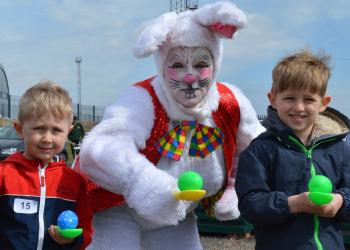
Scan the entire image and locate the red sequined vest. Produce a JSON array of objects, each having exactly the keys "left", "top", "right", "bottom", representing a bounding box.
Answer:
[{"left": 85, "top": 77, "right": 241, "bottom": 212}]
